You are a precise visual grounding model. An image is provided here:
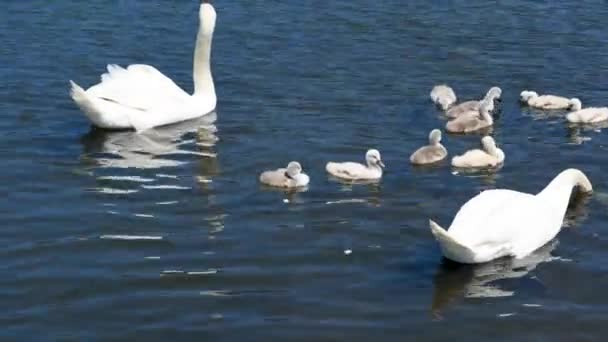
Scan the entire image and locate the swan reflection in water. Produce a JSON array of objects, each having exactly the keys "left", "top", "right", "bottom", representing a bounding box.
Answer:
[
  {"left": 80, "top": 112, "right": 218, "bottom": 170},
  {"left": 566, "top": 121, "right": 608, "bottom": 145},
  {"left": 431, "top": 192, "right": 590, "bottom": 318}
]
